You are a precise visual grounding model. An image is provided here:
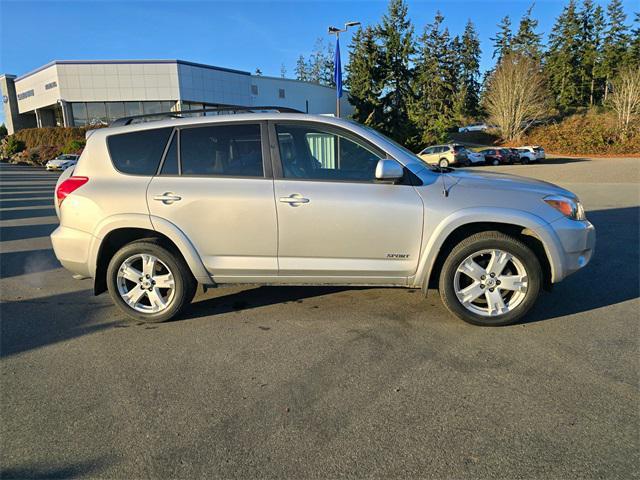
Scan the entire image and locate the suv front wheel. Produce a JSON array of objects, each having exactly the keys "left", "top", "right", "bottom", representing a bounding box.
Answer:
[
  {"left": 107, "top": 240, "right": 197, "bottom": 323},
  {"left": 438, "top": 231, "right": 542, "bottom": 326}
]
